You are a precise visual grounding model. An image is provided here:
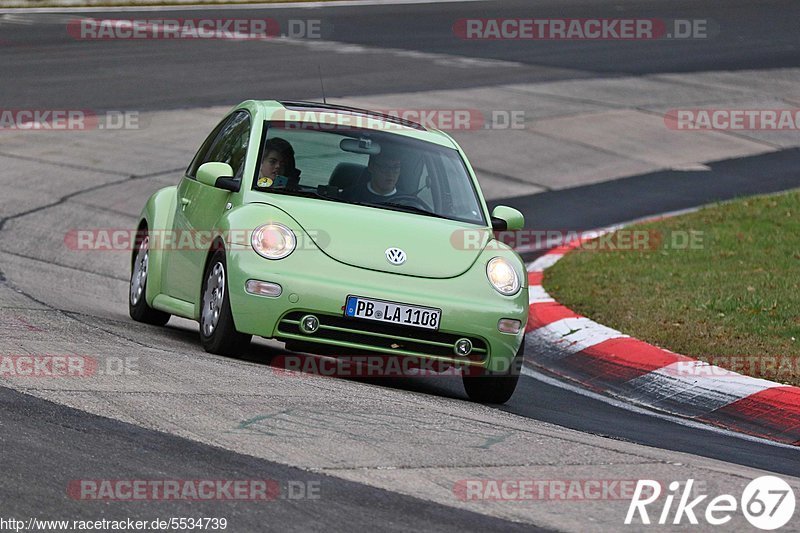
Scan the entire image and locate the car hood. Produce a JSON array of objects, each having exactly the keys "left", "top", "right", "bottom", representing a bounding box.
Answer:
[{"left": 254, "top": 196, "right": 491, "bottom": 278}]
